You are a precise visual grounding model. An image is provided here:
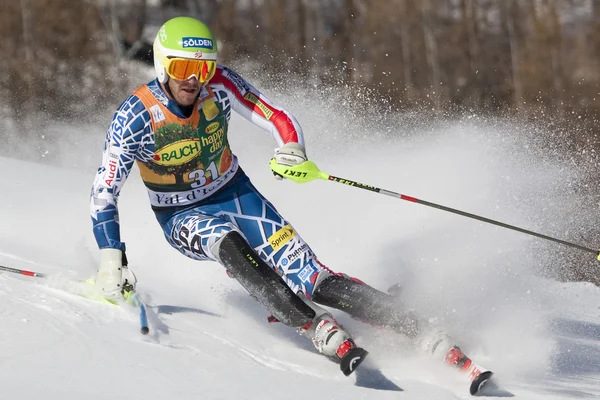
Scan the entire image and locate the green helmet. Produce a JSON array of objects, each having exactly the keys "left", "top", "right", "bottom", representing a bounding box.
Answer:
[{"left": 153, "top": 17, "right": 218, "bottom": 83}]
